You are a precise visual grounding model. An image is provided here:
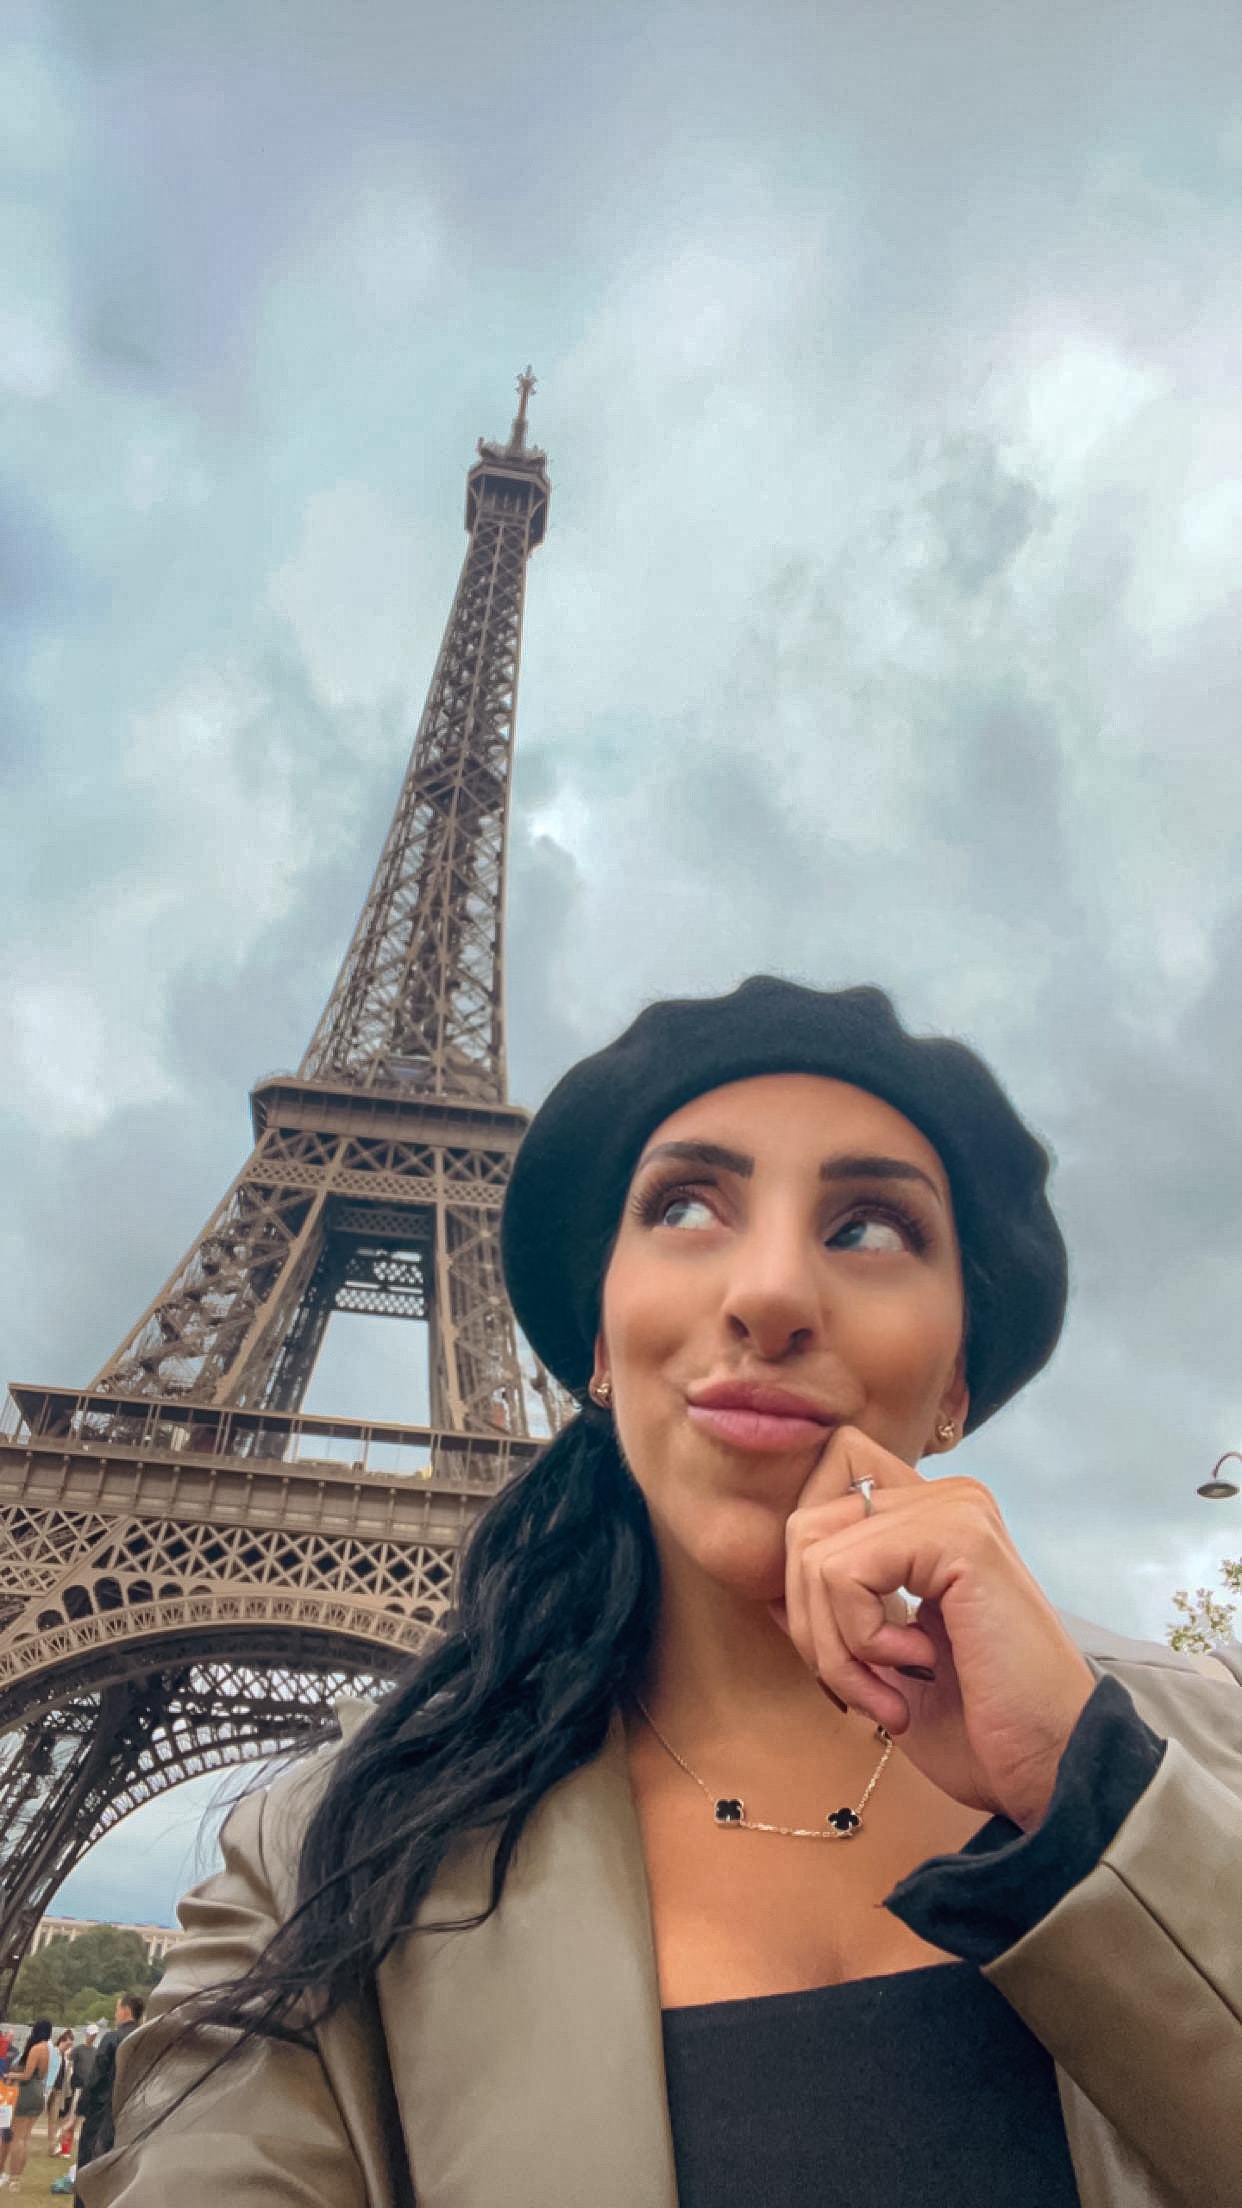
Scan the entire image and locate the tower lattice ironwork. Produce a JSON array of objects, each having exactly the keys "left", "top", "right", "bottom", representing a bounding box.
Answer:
[{"left": 0, "top": 373, "right": 561, "bottom": 1998}]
